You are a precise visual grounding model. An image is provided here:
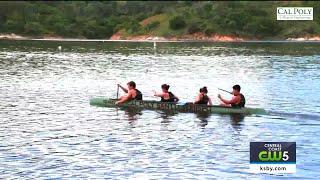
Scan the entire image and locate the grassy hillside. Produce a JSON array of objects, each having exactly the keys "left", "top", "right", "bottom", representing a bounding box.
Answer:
[
  {"left": 118, "top": 1, "right": 320, "bottom": 40},
  {"left": 0, "top": 1, "right": 319, "bottom": 39}
]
